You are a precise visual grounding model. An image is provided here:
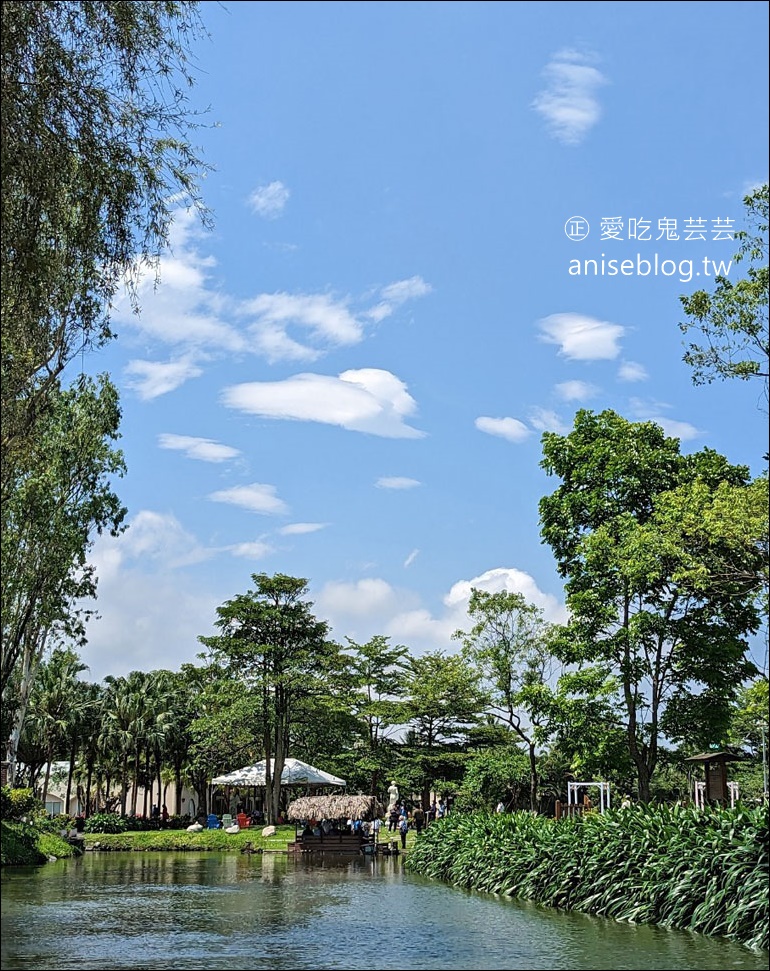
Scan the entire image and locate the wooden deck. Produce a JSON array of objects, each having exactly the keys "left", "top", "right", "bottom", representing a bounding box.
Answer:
[{"left": 286, "top": 830, "right": 407, "bottom": 855}]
